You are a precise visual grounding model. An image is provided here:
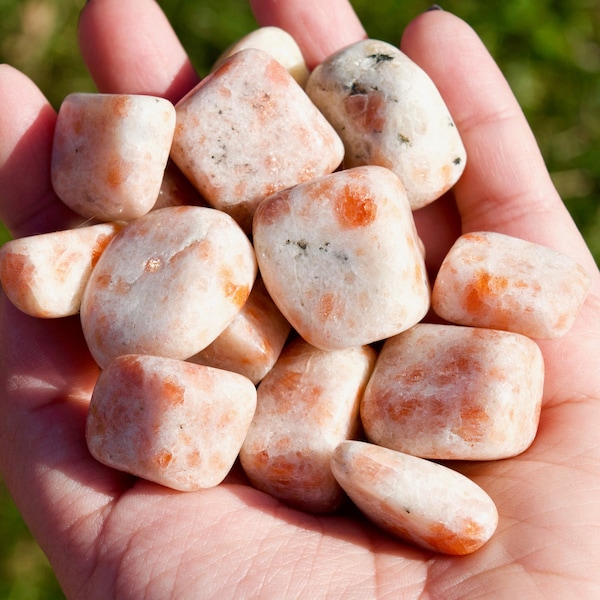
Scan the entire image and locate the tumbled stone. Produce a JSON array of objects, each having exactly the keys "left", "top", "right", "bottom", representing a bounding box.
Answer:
[
  {"left": 0, "top": 223, "right": 121, "bottom": 318},
  {"left": 253, "top": 165, "right": 430, "bottom": 351},
  {"left": 171, "top": 48, "right": 344, "bottom": 234},
  {"left": 331, "top": 441, "right": 498, "bottom": 555},
  {"left": 151, "top": 160, "right": 207, "bottom": 211},
  {"left": 80, "top": 206, "right": 257, "bottom": 369},
  {"left": 361, "top": 323, "right": 544, "bottom": 460},
  {"left": 212, "top": 26, "right": 309, "bottom": 87},
  {"left": 240, "top": 338, "right": 376, "bottom": 514},
  {"left": 51, "top": 93, "right": 176, "bottom": 222},
  {"left": 306, "top": 39, "right": 466, "bottom": 210},
  {"left": 86, "top": 354, "right": 257, "bottom": 491},
  {"left": 188, "top": 277, "right": 291, "bottom": 384},
  {"left": 431, "top": 231, "right": 591, "bottom": 339}
]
